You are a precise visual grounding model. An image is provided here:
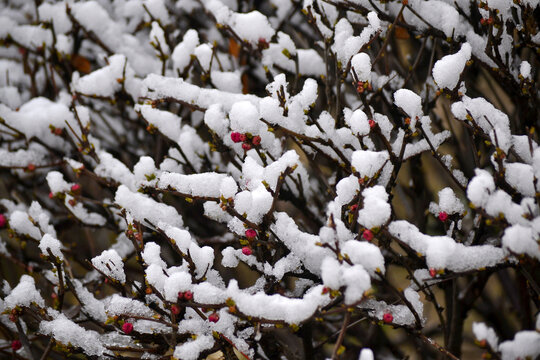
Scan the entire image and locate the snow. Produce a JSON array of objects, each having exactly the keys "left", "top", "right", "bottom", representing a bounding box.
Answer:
[
  {"left": 472, "top": 322, "right": 499, "bottom": 350},
  {"left": 351, "top": 53, "right": 372, "bottom": 82},
  {"left": 205, "top": 1, "right": 275, "bottom": 45},
  {"left": 394, "top": 89, "right": 423, "bottom": 121},
  {"left": 499, "top": 331, "right": 540, "bottom": 360},
  {"left": 39, "top": 234, "right": 64, "bottom": 261},
  {"left": 519, "top": 61, "right": 532, "bottom": 79},
  {"left": 115, "top": 185, "right": 183, "bottom": 228},
  {"left": 4, "top": 275, "right": 45, "bottom": 310},
  {"left": 91, "top": 249, "right": 126, "bottom": 283},
  {"left": 346, "top": 109, "right": 370, "bottom": 136},
  {"left": 389, "top": 220, "right": 507, "bottom": 271},
  {"left": 352, "top": 150, "right": 390, "bottom": 179},
  {"left": 429, "top": 187, "right": 465, "bottom": 216},
  {"left": 432, "top": 43, "right": 471, "bottom": 89},
  {"left": 452, "top": 96, "right": 512, "bottom": 153},
  {"left": 357, "top": 186, "right": 391, "bottom": 229},
  {"left": 39, "top": 311, "right": 106, "bottom": 356}
]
